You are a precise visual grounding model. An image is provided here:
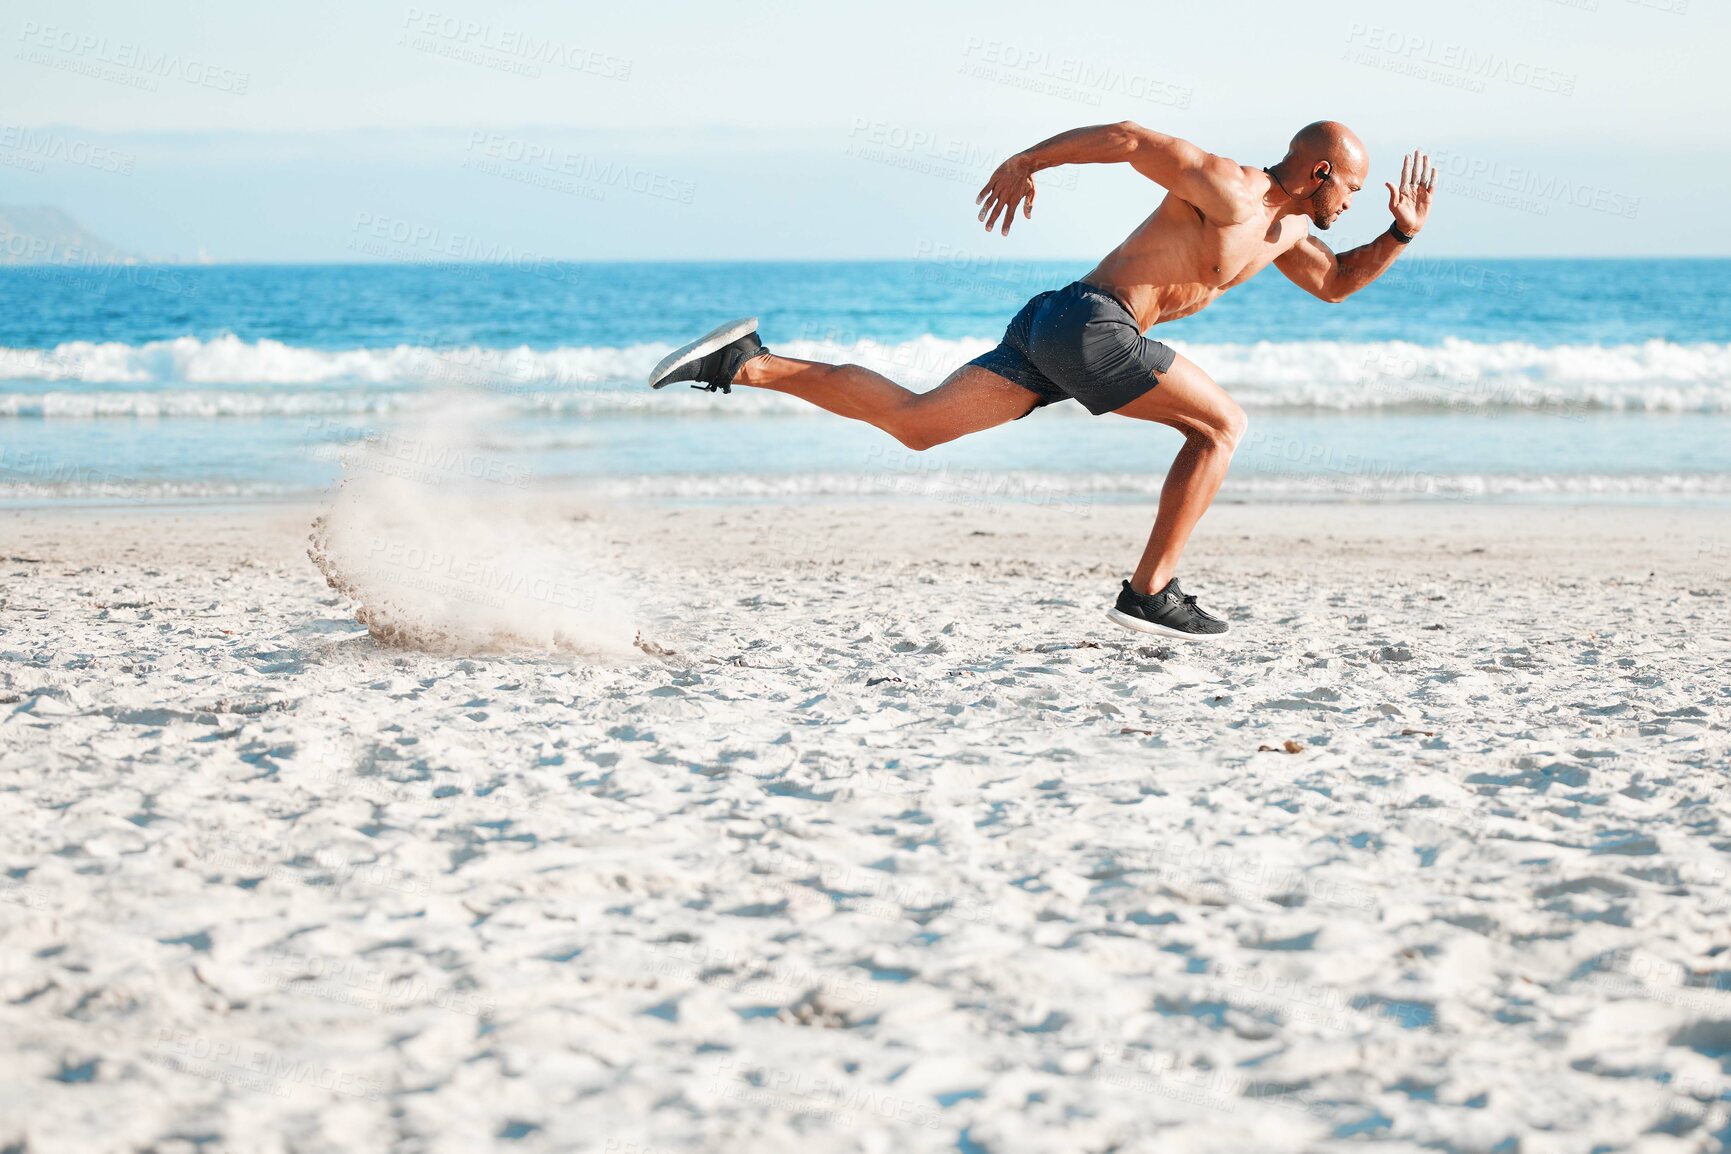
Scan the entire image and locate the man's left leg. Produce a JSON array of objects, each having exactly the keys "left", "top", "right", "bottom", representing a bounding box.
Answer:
[
  {"left": 1107, "top": 351, "right": 1246, "bottom": 625},
  {"left": 735, "top": 356, "right": 1038, "bottom": 450},
  {"left": 646, "top": 317, "right": 1042, "bottom": 450}
]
